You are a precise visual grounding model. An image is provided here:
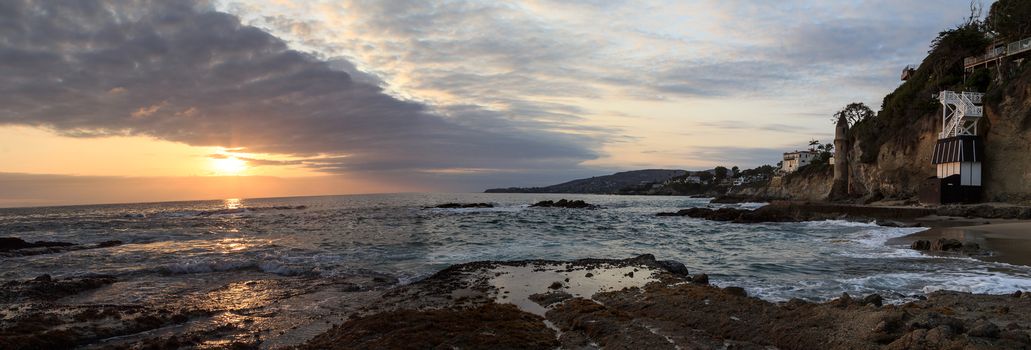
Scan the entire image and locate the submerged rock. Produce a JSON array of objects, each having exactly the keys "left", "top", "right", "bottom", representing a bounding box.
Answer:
[
  {"left": 912, "top": 238, "right": 981, "bottom": 255},
  {"left": 530, "top": 199, "right": 598, "bottom": 209},
  {"left": 0, "top": 237, "right": 76, "bottom": 251},
  {"left": 655, "top": 206, "right": 797, "bottom": 223},
  {"left": 0, "top": 275, "right": 117, "bottom": 302}
]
